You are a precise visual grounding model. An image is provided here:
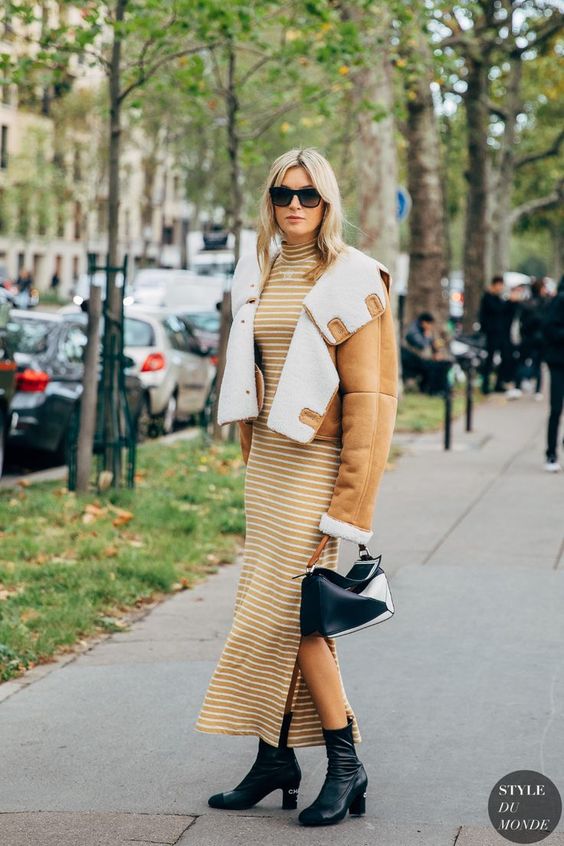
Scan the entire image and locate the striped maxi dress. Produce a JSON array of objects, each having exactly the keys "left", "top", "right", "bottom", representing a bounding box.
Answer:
[{"left": 195, "top": 236, "right": 361, "bottom": 748}]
